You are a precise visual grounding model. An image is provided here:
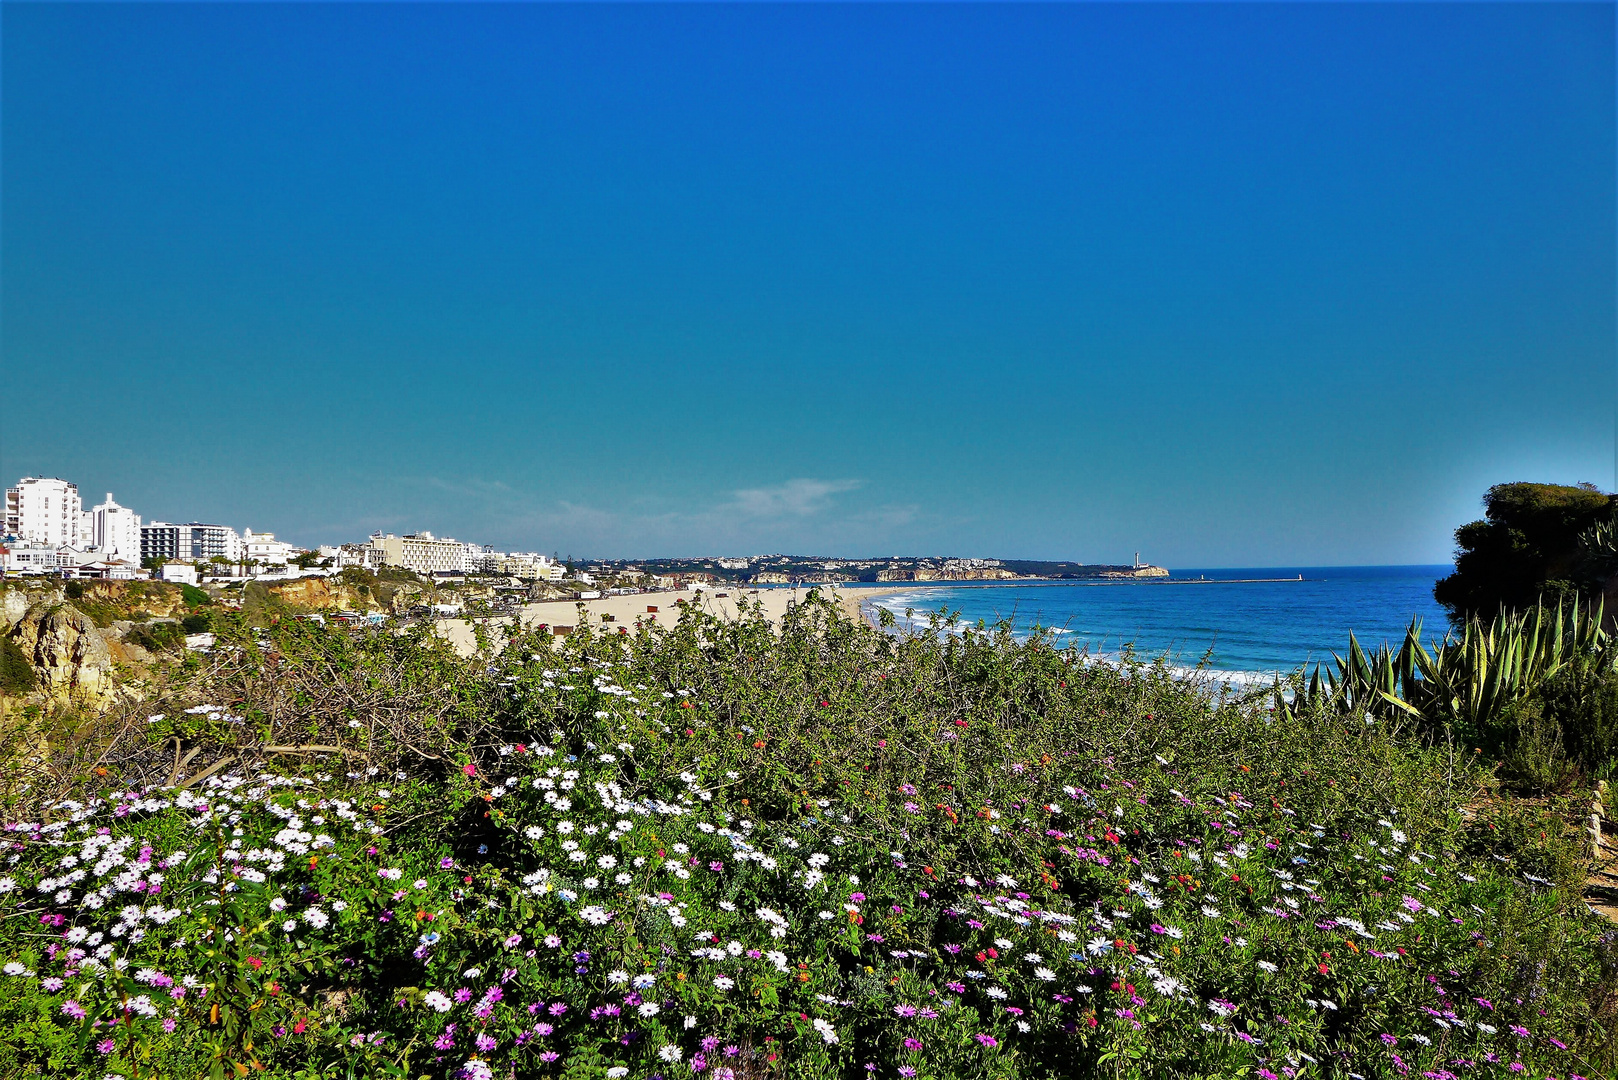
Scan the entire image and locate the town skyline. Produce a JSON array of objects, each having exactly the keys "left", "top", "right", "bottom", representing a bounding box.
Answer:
[{"left": 3, "top": 472, "right": 1451, "bottom": 577}]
